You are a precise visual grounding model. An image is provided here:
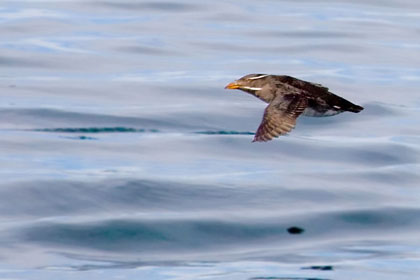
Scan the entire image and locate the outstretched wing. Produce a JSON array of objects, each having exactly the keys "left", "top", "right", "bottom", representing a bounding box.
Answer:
[{"left": 253, "top": 94, "right": 307, "bottom": 142}]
